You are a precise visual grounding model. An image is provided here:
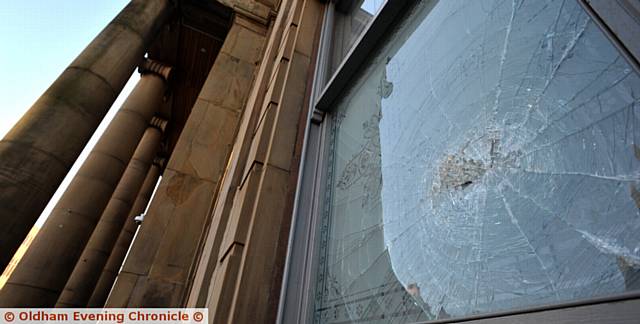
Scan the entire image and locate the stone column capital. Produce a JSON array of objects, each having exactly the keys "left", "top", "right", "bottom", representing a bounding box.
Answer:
[
  {"left": 149, "top": 116, "right": 168, "bottom": 133},
  {"left": 138, "top": 59, "right": 172, "bottom": 82},
  {"left": 152, "top": 156, "right": 166, "bottom": 168}
]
